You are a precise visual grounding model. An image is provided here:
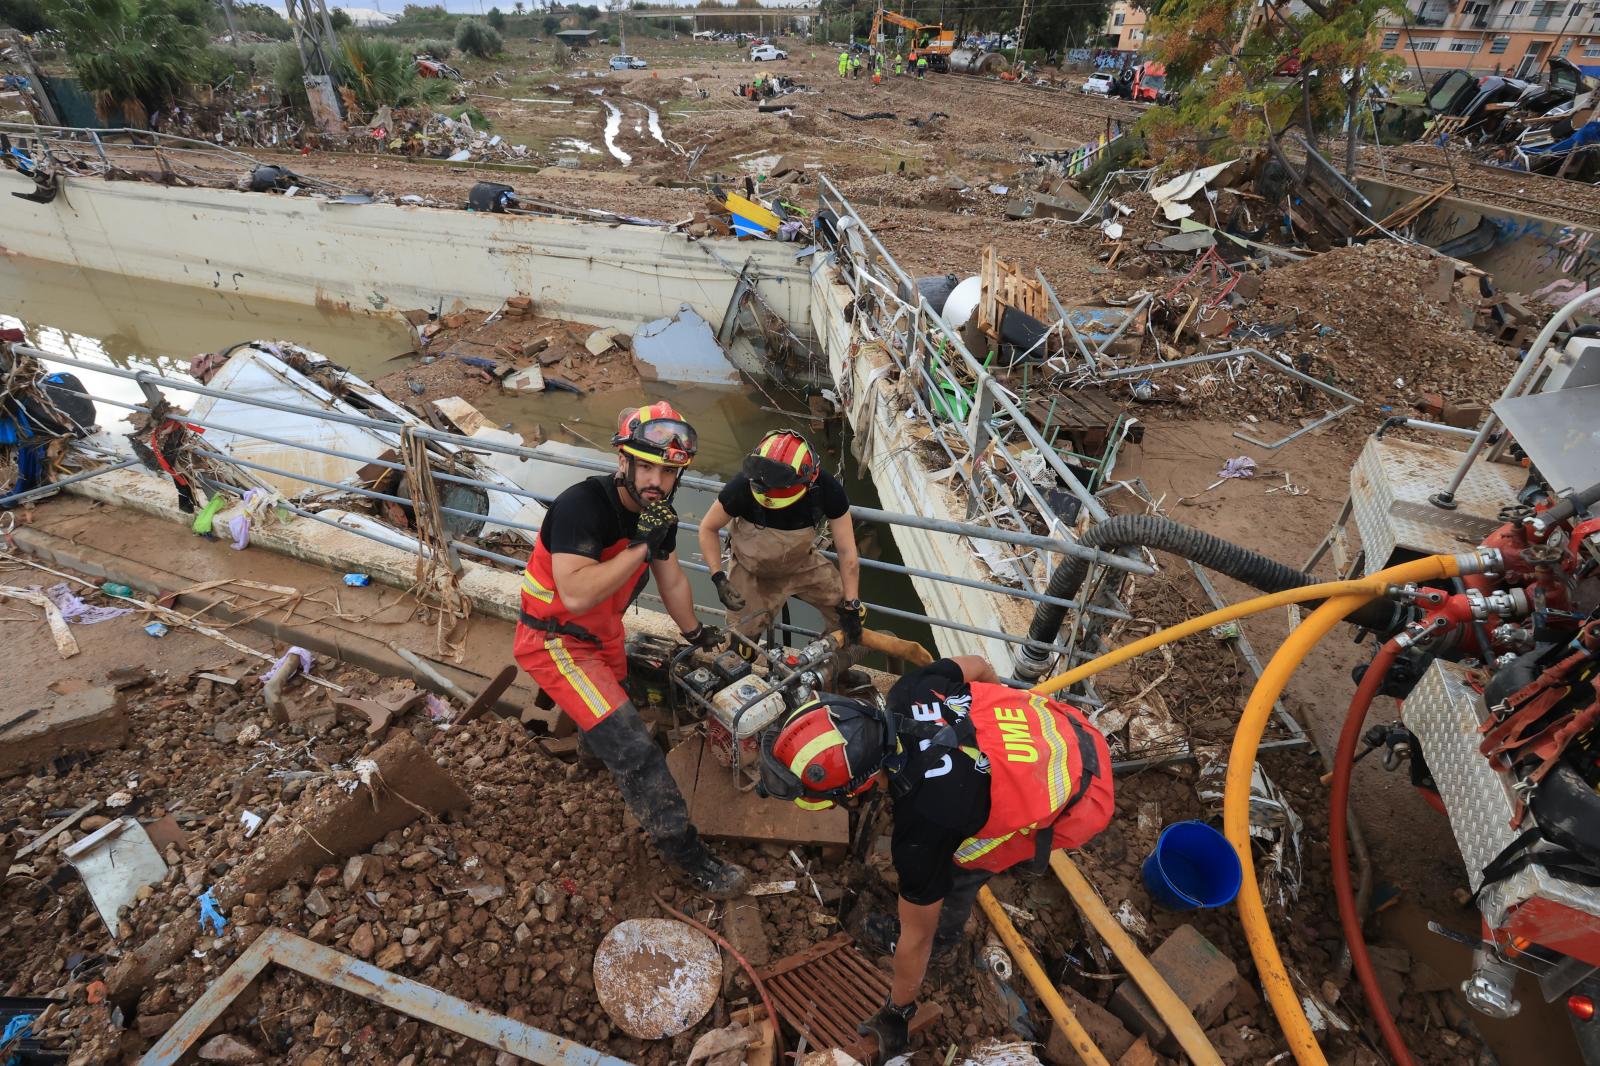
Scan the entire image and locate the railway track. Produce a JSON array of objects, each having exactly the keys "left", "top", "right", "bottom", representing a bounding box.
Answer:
[{"left": 1364, "top": 148, "right": 1600, "bottom": 228}]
